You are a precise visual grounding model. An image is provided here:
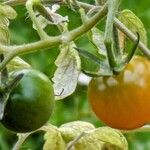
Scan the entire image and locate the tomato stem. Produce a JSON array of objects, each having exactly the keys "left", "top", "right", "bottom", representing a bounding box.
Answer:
[
  {"left": 26, "top": 0, "right": 49, "bottom": 40},
  {"left": 34, "top": 2, "right": 53, "bottom": 22},
  {"left": 104, "top": 0, "right": 120, "bottom": 74},
  {"left": 122, "top": 33, "right": 140, "bottom": 64},
  {"left": 74, "top": 47, "right": 105, "bottom": 66},
  {"left": 5, "top": 73, "right": 24, "bottom": 93},
  {"left": 113, "top": 25, "right": 121, "bottom": 58},
  {"left": 0, "top": 54, "right": 8, "bottom": 86}
]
